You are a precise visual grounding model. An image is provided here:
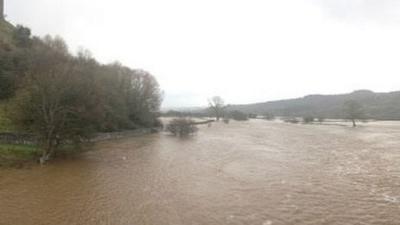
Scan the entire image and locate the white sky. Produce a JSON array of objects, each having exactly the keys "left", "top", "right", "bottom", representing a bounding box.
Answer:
[{"left": 5, "top": 0, "right": 400, "bottom": 108}]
